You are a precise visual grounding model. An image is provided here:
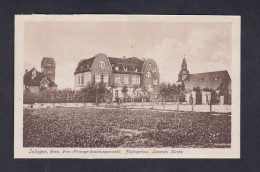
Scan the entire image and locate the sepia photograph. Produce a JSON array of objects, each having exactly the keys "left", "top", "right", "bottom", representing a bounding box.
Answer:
[{"left": 14, "top": 15, "right": 240, "bottom": 158}]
